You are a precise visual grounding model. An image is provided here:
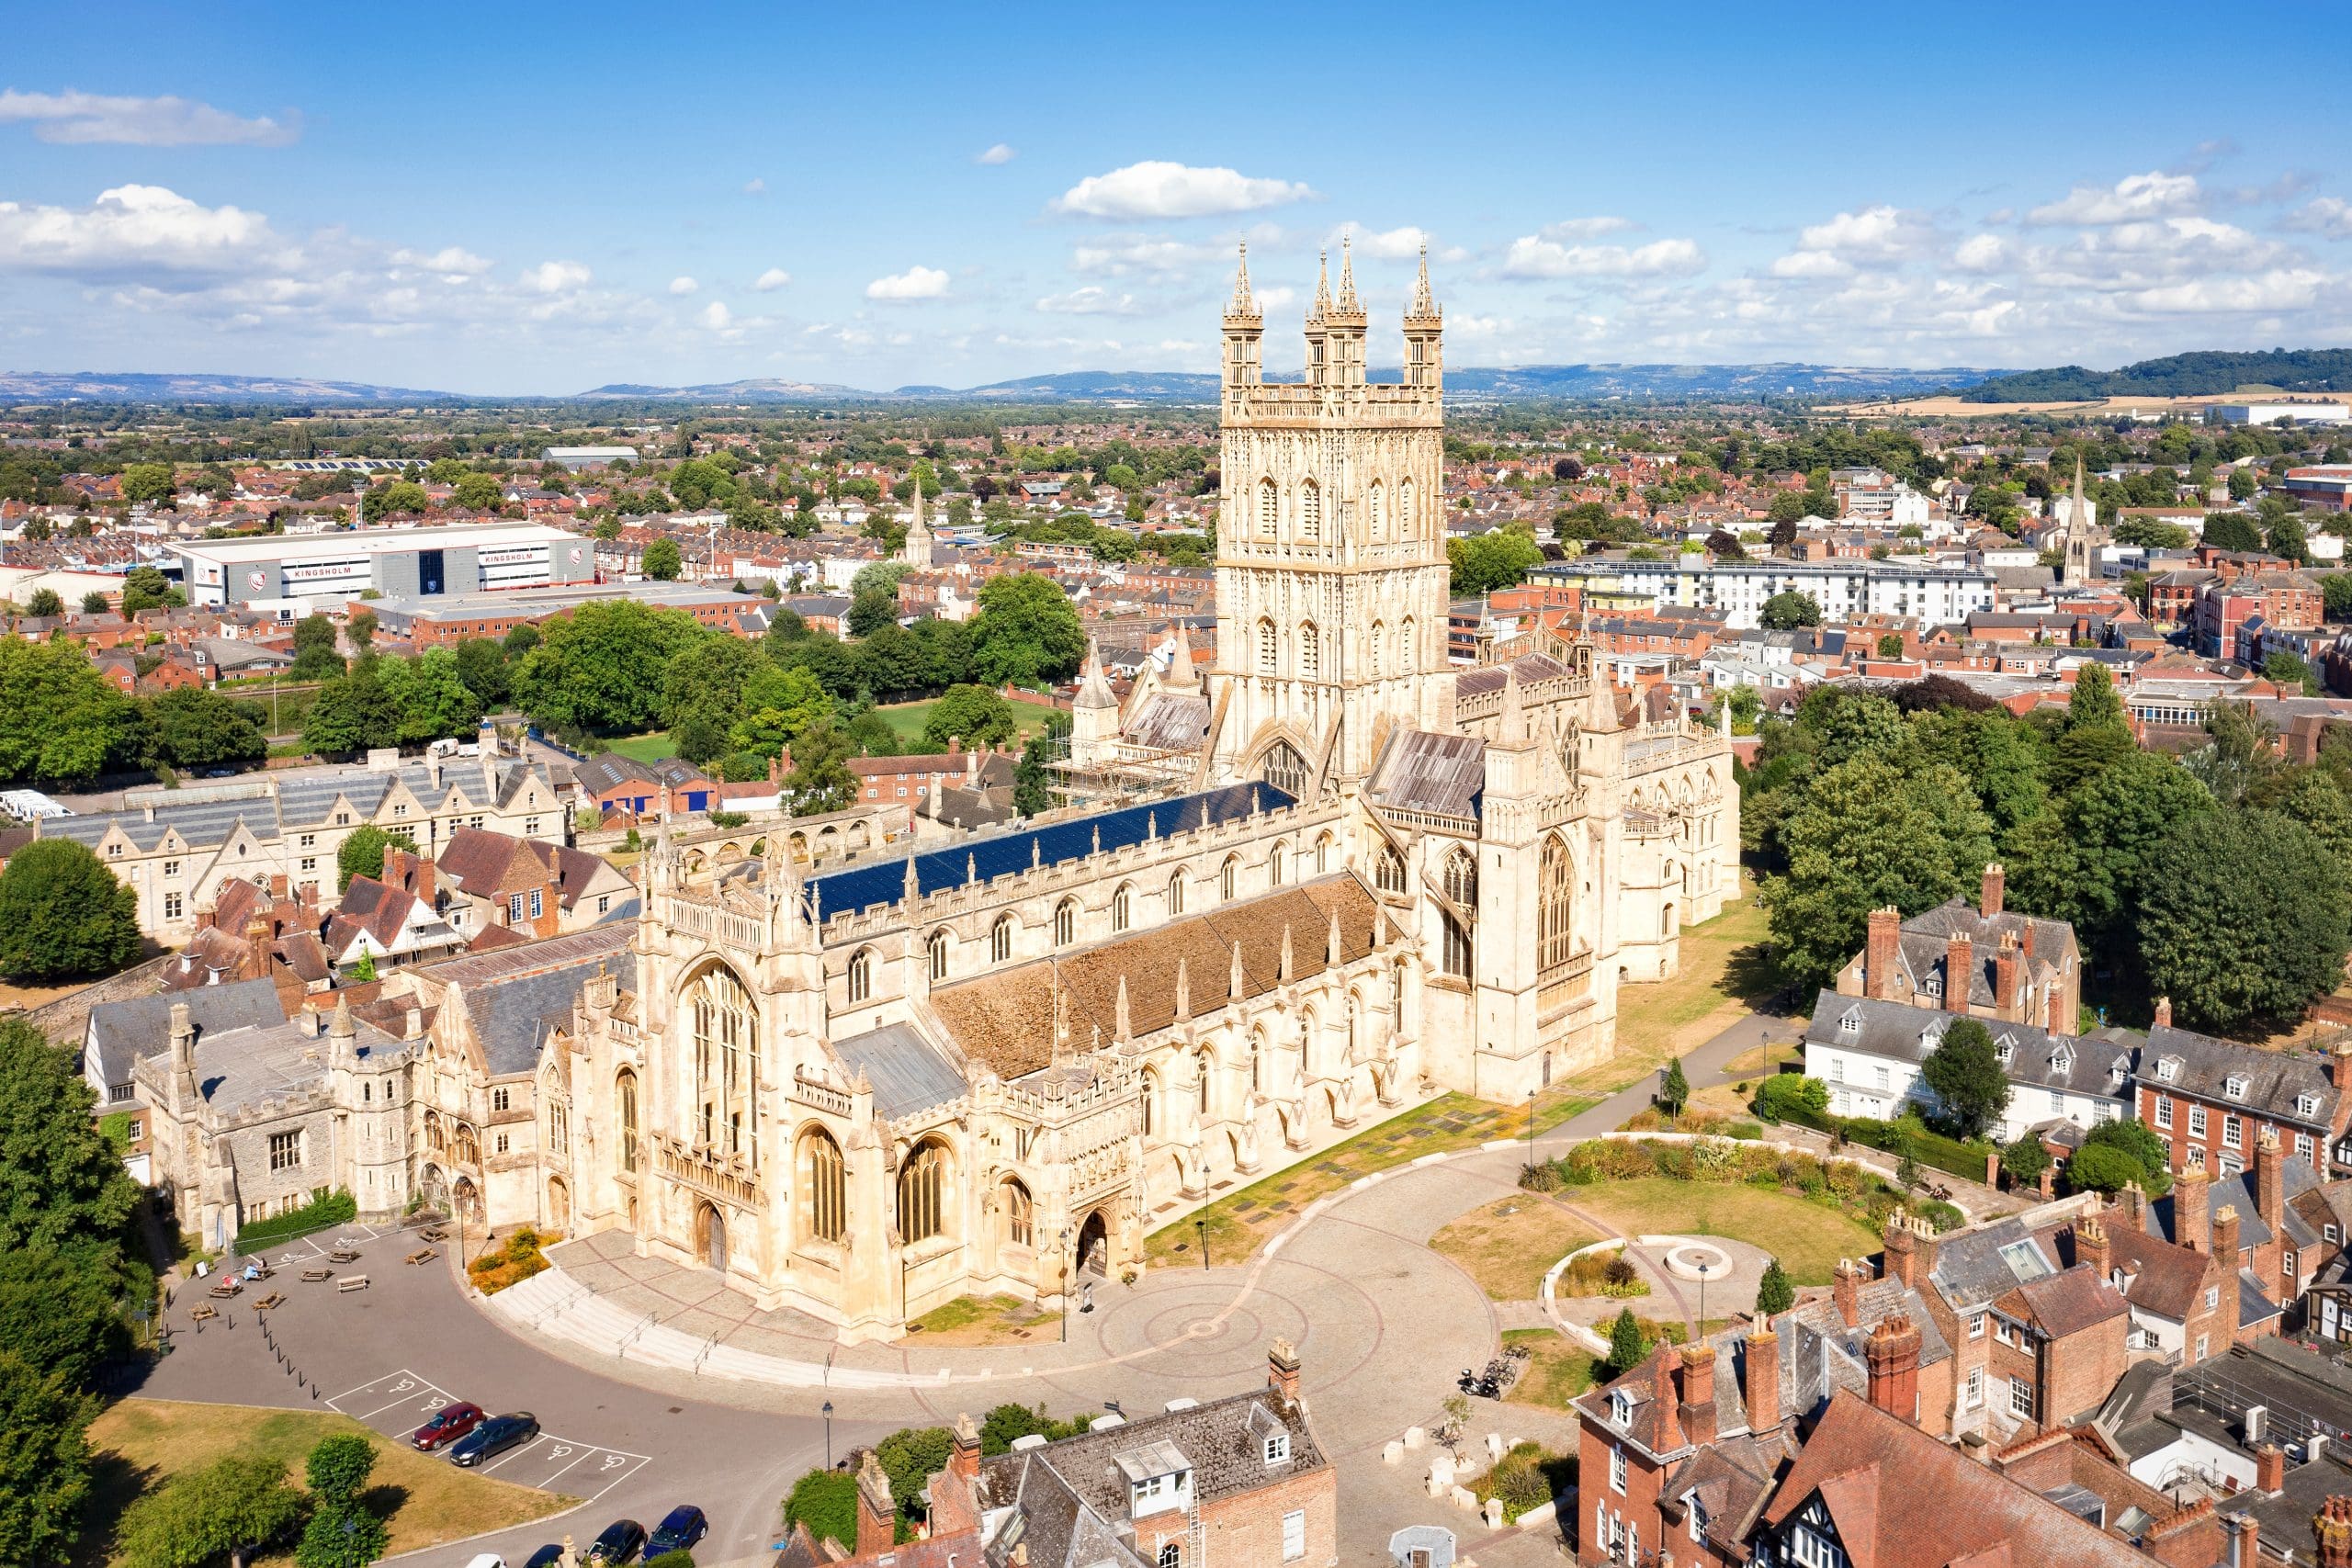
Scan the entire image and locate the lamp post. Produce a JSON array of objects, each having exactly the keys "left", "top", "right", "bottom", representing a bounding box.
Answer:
[
  {"left": 821, "top": 1400, "right": 833, "bottom": 1469},
  {"left": 1059, "top": 1224, "right": 1074, "bottom": 1343},
  {"left": 1195, "top": 1217, "right": 1208, "bottom": 1271},
  {"left": 1528, "top": 1087, "right": 1539, "bottom": 1164}
]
